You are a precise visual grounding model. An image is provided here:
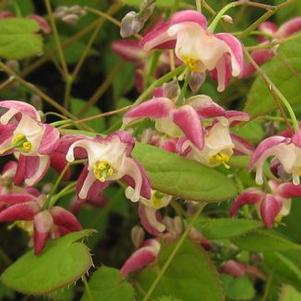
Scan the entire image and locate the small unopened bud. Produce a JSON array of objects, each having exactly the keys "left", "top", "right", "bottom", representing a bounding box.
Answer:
[
  {"left": 42, "top": 183, "right": 53, "bottom": 194},
  {"left": 163, "top": 81, "right": 179, "bottom": 99},
  {"left": 131, "top": 225, "right": 145, "bottom": 248},
  {"left": 120, "top": 11, "right": 143, "bottom": 38},
  {"left": 54, "top": 5, "right": 86, "bottom": 25},
  {"left": 139, "top": 0, "right": 155, "bottom": 21},
  {"left": 222, "top": 15, "right": 233, "bottom": 24},
  {"left": 30, "top": 95, "right": 43, "bottom": 111},
  {"left": 189, "top": 72, "right": 206, "bottom": 93}
]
